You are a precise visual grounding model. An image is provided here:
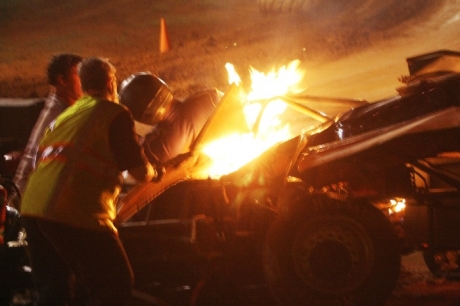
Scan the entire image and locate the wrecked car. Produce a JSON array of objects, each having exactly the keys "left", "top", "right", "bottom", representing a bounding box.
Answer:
[
  {"left": 1, "top": 50, "right": 460, "bottom": 305},
  {"left": 116, "top": 50, "right": 460, "bottom": 305}
]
